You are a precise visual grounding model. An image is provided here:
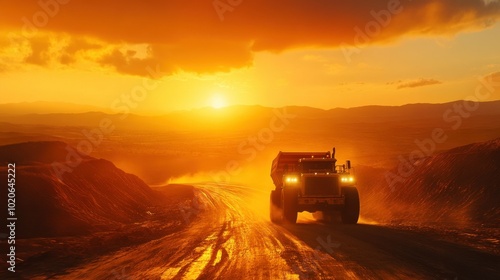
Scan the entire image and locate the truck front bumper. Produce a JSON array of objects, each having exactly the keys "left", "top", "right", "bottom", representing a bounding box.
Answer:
[{"left": 298, "top": 197, "right": 344, "bottom": 206}]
